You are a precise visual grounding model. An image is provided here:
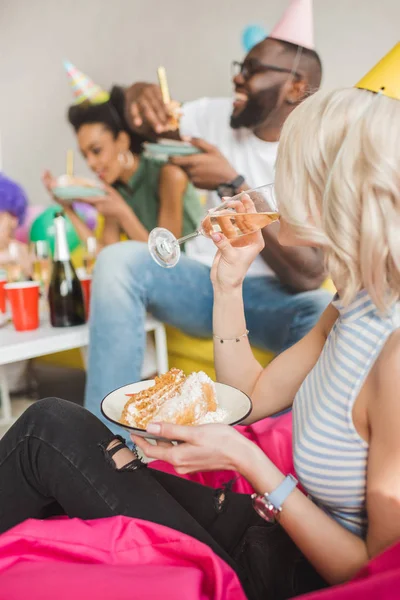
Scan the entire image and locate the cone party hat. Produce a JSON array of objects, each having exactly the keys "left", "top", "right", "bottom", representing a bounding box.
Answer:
[
  {"left": 270, "top": 0, "right": 314, "bottom": 50},
  {"left": 355, "top": 43, "right": 400, "bottom": 101},
  {"left": 63, "top": 60, "right": 110, "bottom": 105}
]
